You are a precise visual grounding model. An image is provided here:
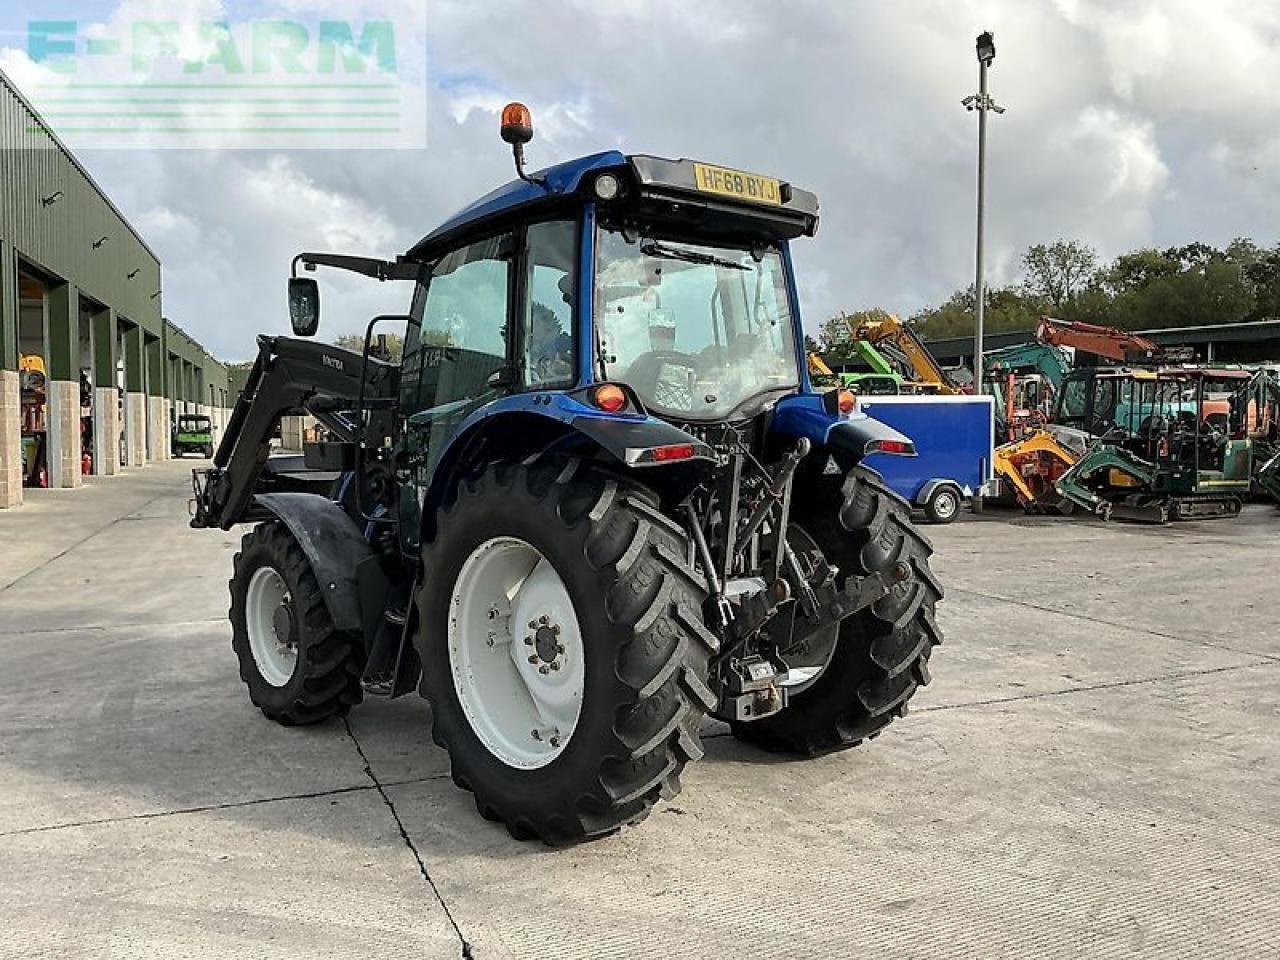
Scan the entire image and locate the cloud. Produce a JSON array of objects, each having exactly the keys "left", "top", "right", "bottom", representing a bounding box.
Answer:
[{"left": 2, "top": 0, "right": 1277, "bottom": 359}]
